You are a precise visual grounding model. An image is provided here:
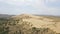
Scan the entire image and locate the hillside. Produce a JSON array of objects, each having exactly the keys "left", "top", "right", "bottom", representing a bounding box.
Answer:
[
  {"left": 0, "top": 14, "right": 60, "bottom": 34},
  {"left": 12, "top": 14, "right": 60, "bottom": 33}
]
